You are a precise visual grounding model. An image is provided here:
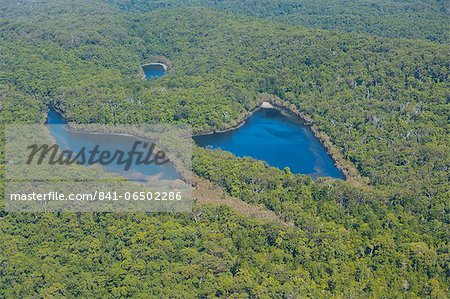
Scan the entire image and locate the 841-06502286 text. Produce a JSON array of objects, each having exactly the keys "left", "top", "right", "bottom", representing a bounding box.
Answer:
[{"left": 9, "top": 191, "right": 183, "bottom": 202}]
